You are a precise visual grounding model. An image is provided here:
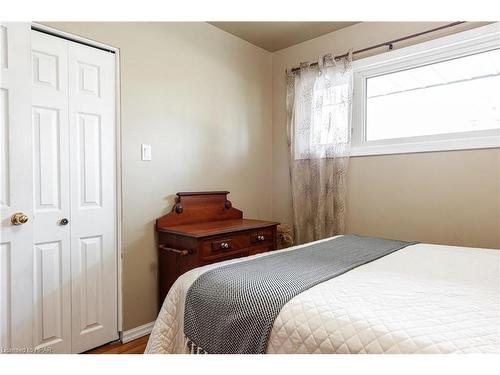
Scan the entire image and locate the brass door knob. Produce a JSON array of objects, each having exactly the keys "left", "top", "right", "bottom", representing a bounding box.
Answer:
[{"left": 11, "top": 212, "right": 29, "bottom": 225}]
